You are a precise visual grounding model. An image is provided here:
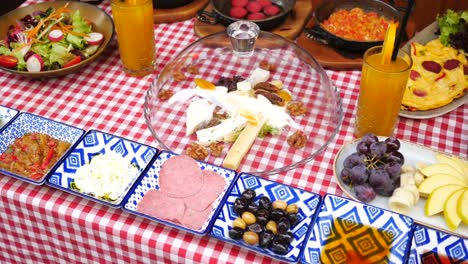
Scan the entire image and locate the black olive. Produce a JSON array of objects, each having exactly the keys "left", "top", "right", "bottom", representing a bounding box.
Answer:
[
  {"left": 271, "top": 239, "right": 289, "bottom": 255},
  {"left": 228, "top": 227, "right": 244, "bottom": 240},
  {"left": 247, "top": 202, "right": 259, "bottom": 215},
  {"left": 276, "top": 231, "right": 294, "bottom": 244},
  {"left": 241, "top": 188, "right": 256, "bottom": 202},
  {"left": 277, "top": 217, "right": 290, "bottom": 232},
  {"left": 259, "top": 231, "right": 275, "bottom": 248},
  {"left": 233, "top": 197, "right": 248, "bottom": 215},
  {"left": 247, "top": 223, "right": 264, "bottom": 234},
  {"left": 258, "top": 196, "right": 272, "bottom": 210},
  {"left": 256, "top": 208, "right": 269, "bottom": 225},
  {"left": 287, "top": 213, "right": 299, "bottom": 226},
  {"left": 269, "top": 208, "right": 285, "bottom": 221}
]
